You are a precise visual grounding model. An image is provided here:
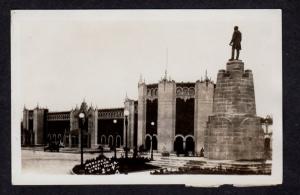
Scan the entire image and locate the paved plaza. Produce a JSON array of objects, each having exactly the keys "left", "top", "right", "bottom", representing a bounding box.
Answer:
[
  {"left": 22, "top": 148, "right": 272, "bottom": 175},
  {"left": 22, "top": 148, "right": 154, "bottom": 175}
]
